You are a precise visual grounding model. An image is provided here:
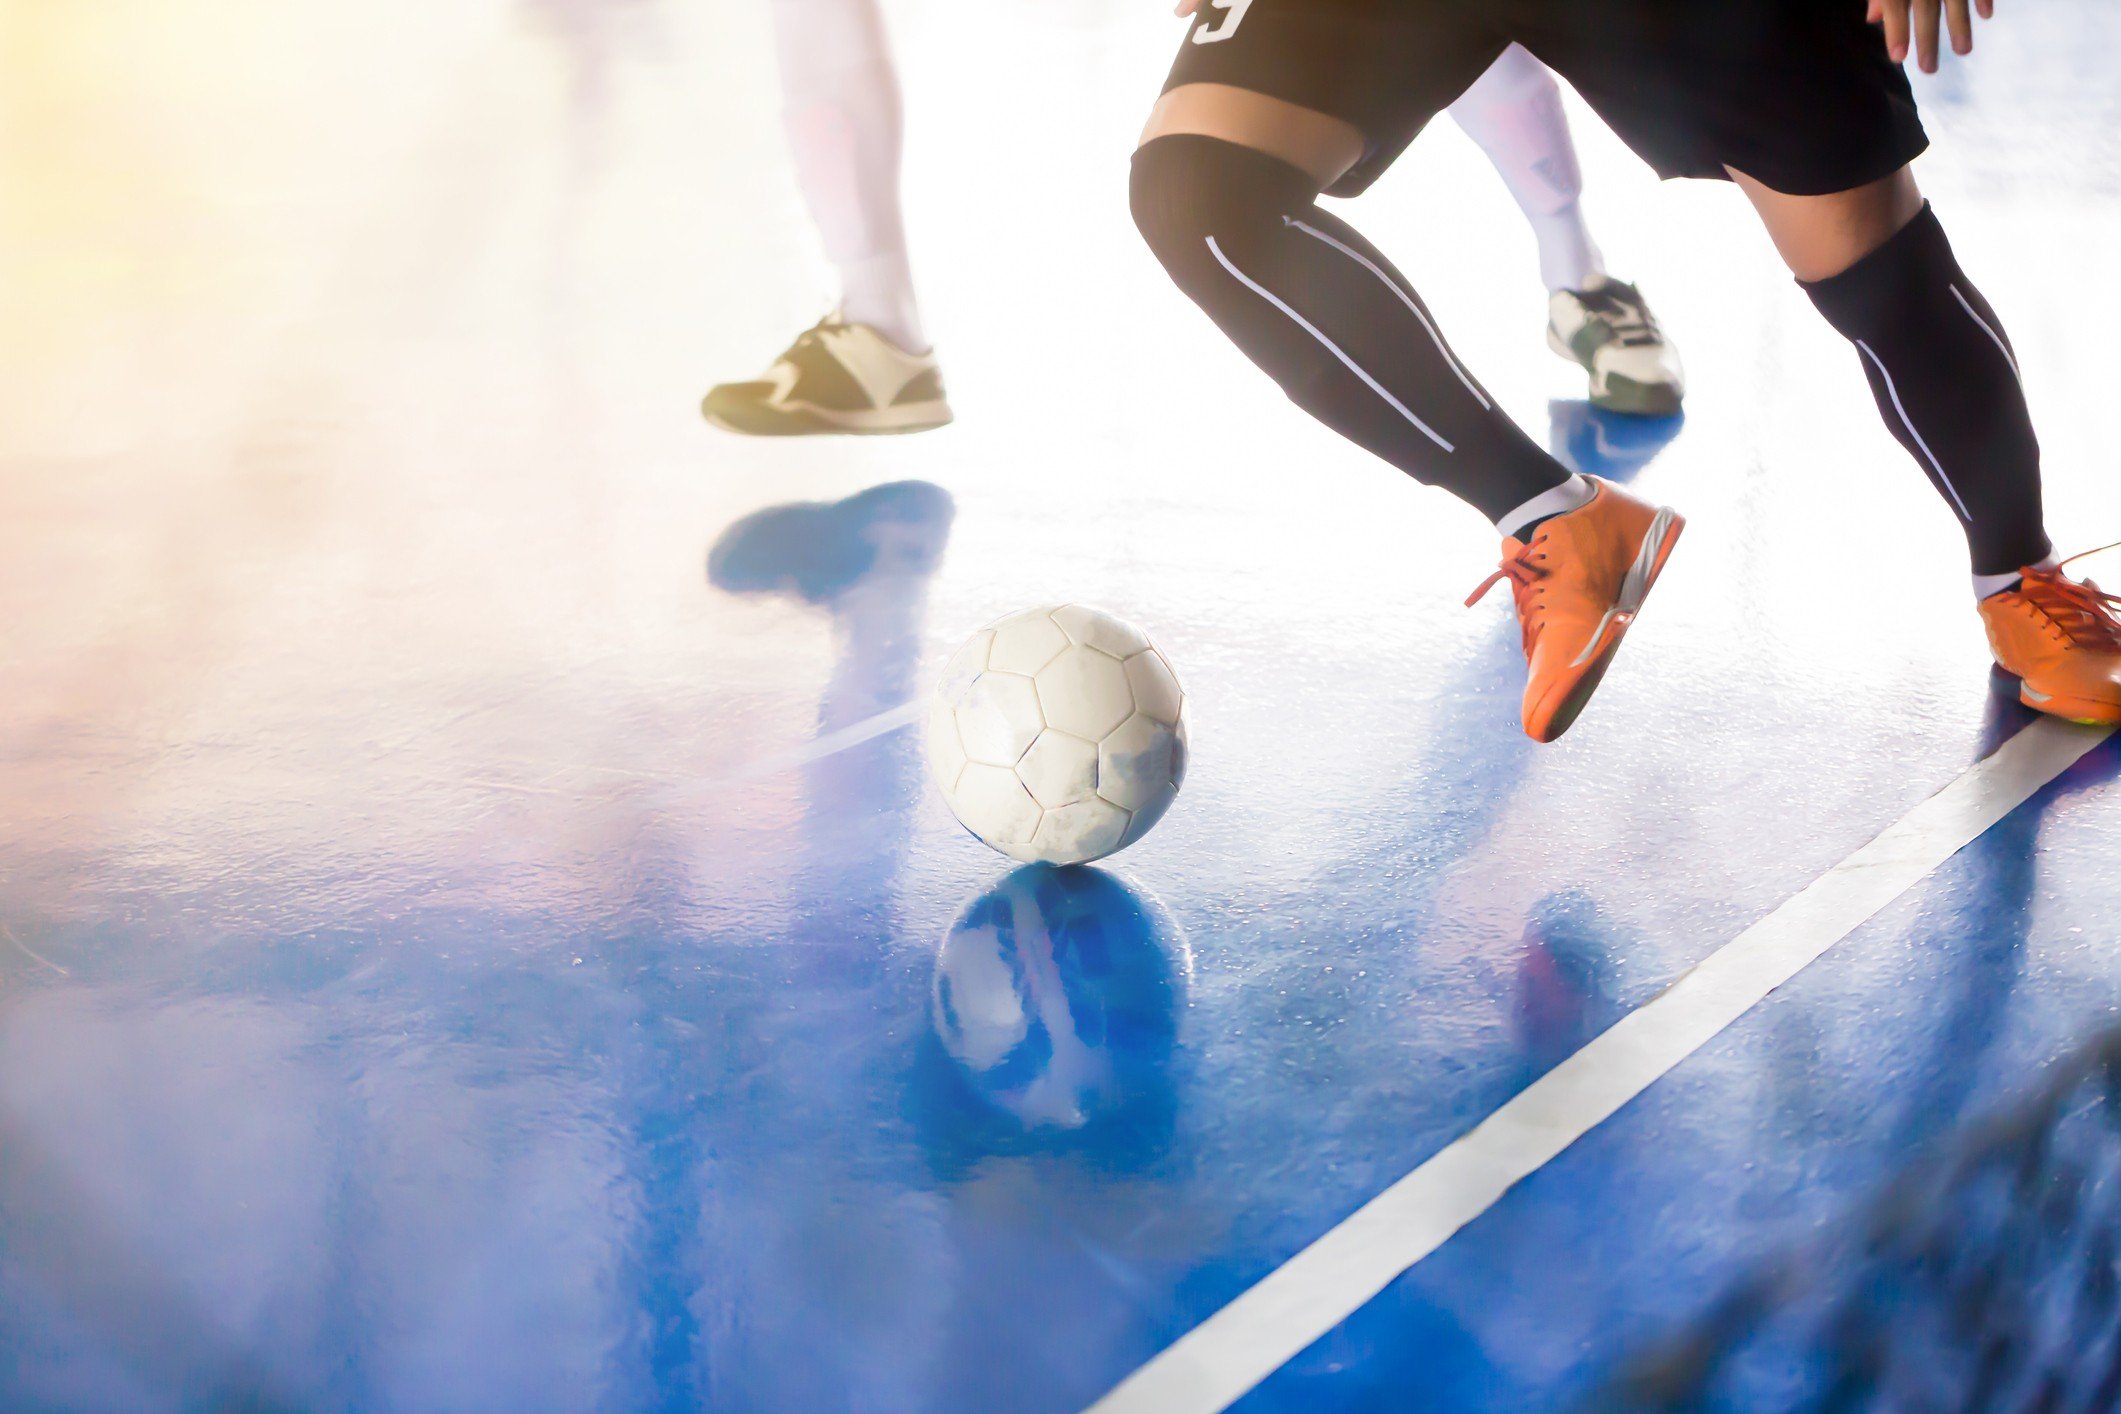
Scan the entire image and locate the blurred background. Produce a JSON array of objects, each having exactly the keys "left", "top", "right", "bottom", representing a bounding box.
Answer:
[{"left": 3, "top": 1, "right": 2119, "bottom": 1409}]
